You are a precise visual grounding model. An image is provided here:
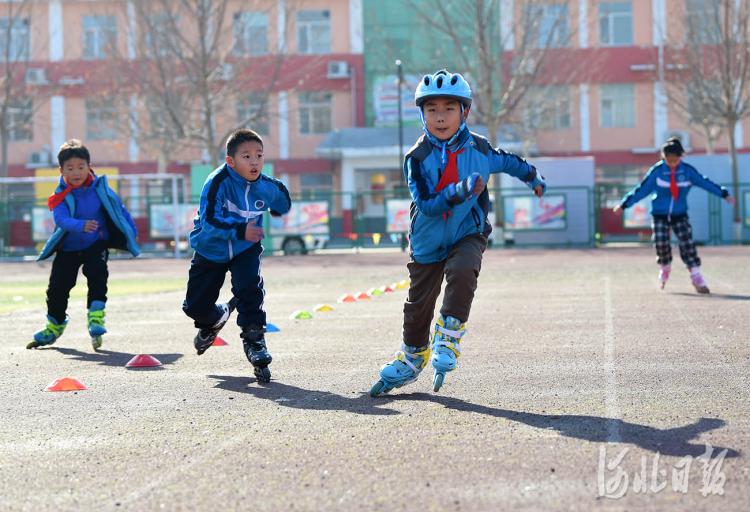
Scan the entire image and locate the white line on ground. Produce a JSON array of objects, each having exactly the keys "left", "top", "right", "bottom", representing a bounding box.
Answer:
[{"left": 603, "top": 275, "right": 622, "bottom": 444}]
